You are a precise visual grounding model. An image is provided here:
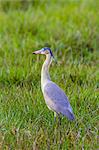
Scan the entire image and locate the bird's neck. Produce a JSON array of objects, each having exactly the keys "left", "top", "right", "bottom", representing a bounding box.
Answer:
[{"left": 41, "top": 54, "right": 52, "bottom": 91}]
